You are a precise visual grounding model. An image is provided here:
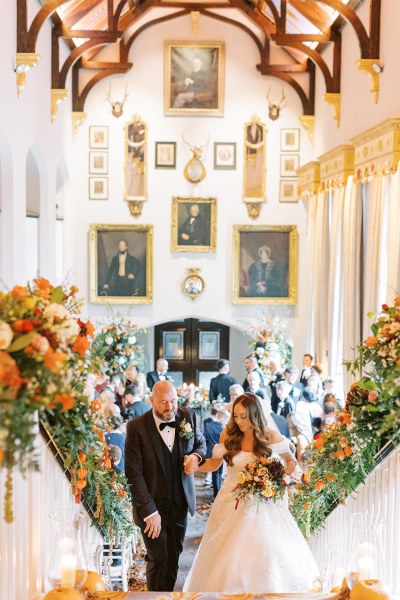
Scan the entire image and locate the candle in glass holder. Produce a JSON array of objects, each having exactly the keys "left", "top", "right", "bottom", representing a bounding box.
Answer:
[
  {"left": 60, "top": 553, "right": 77, "bottom": 588},
  {"left": 332, "top": 566, "right": 346, "bottom": 587},
  {"left": 358, "top": 555, "right": 374, "bottom": 580}
]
